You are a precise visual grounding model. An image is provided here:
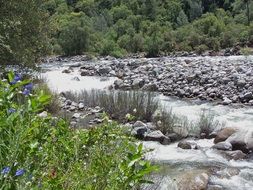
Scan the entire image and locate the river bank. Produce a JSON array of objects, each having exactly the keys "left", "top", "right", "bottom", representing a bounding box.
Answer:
[{"left": 43, "top": 55, "right": 253, "bottom": 106}]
